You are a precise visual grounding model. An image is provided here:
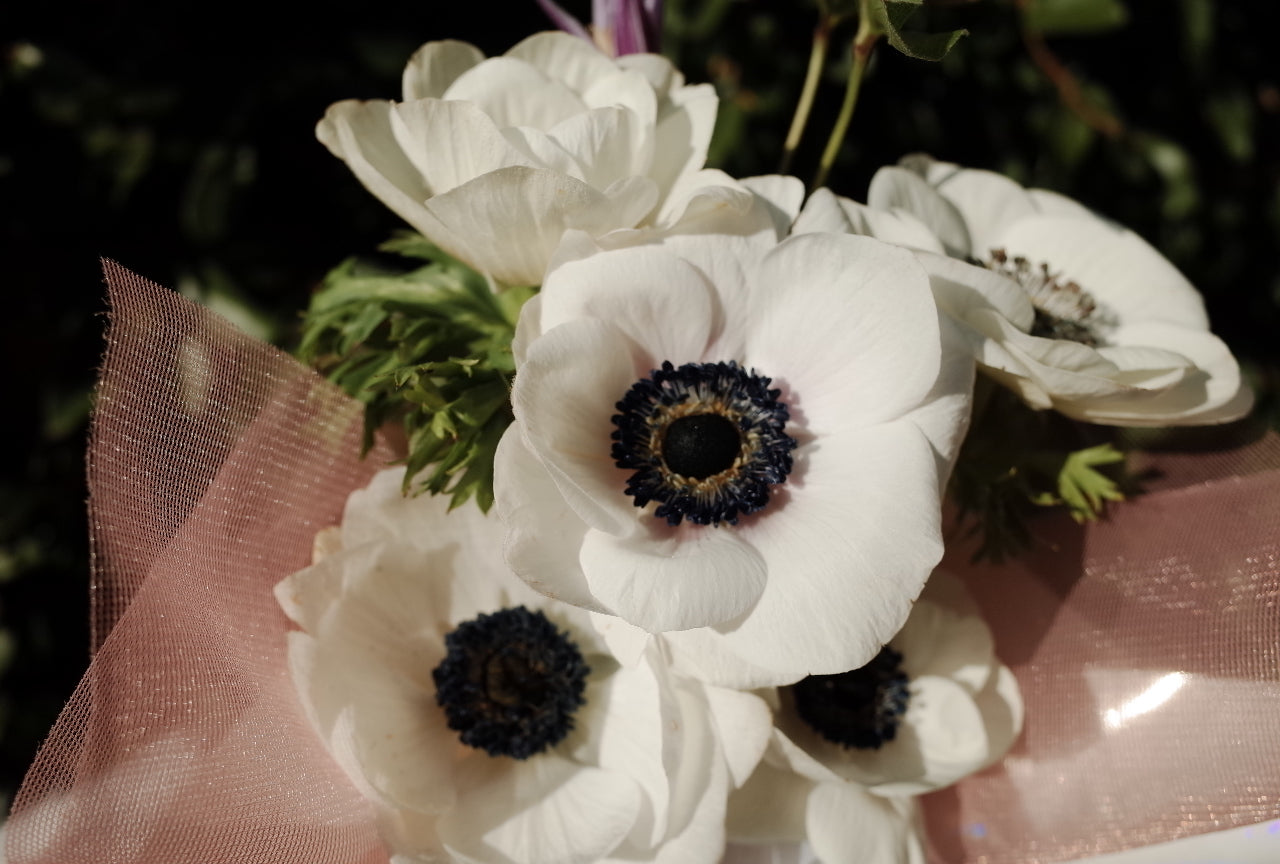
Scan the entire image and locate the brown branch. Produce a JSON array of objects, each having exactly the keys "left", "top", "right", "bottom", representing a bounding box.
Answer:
[{"left": 1017, "top": 9, "right": 1125, "bottom": 140}]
